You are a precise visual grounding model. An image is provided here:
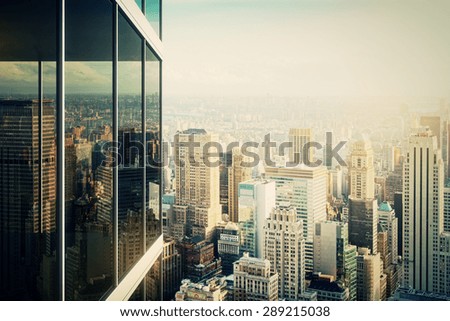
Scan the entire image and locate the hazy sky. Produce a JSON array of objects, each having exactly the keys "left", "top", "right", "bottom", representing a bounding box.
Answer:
[{"left": 163, "top": 0, "right": 450, "bottom": 97}]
